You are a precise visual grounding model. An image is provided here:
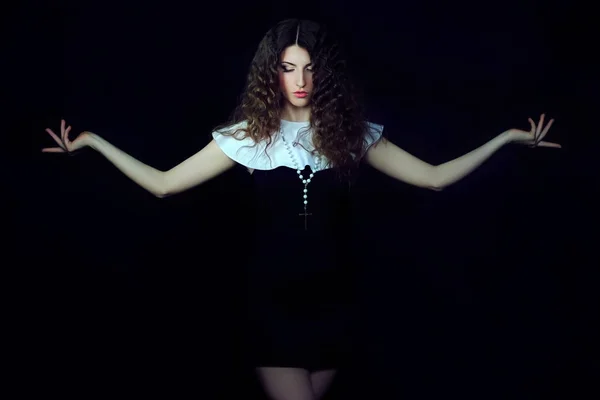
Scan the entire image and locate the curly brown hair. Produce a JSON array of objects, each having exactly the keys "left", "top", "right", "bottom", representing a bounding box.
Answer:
[{"left": 213, "top": 18, "right": 382, "bottom": 185}]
